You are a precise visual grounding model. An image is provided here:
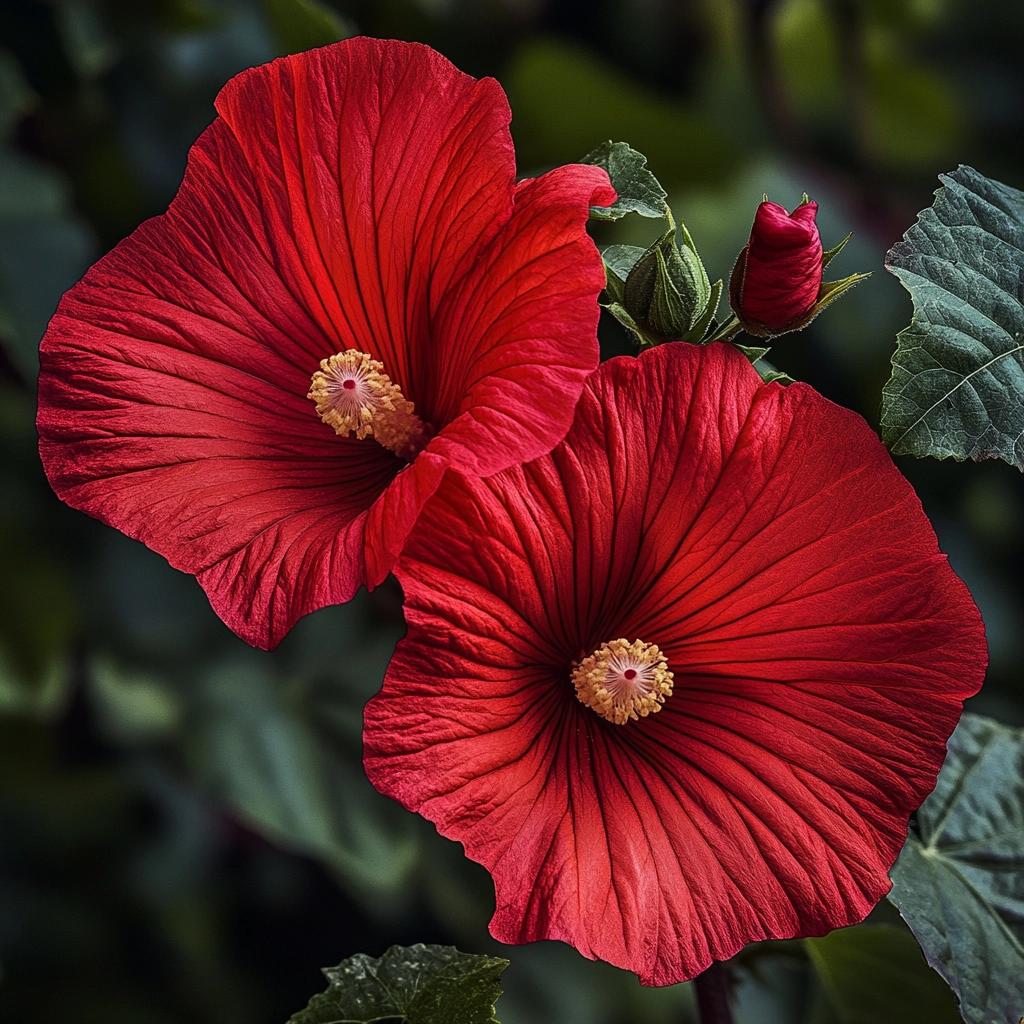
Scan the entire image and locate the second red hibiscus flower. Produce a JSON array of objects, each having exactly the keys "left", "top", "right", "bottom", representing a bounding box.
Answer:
[{"left": 364, "top": 340, "right": 986, "bottom": 986}]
